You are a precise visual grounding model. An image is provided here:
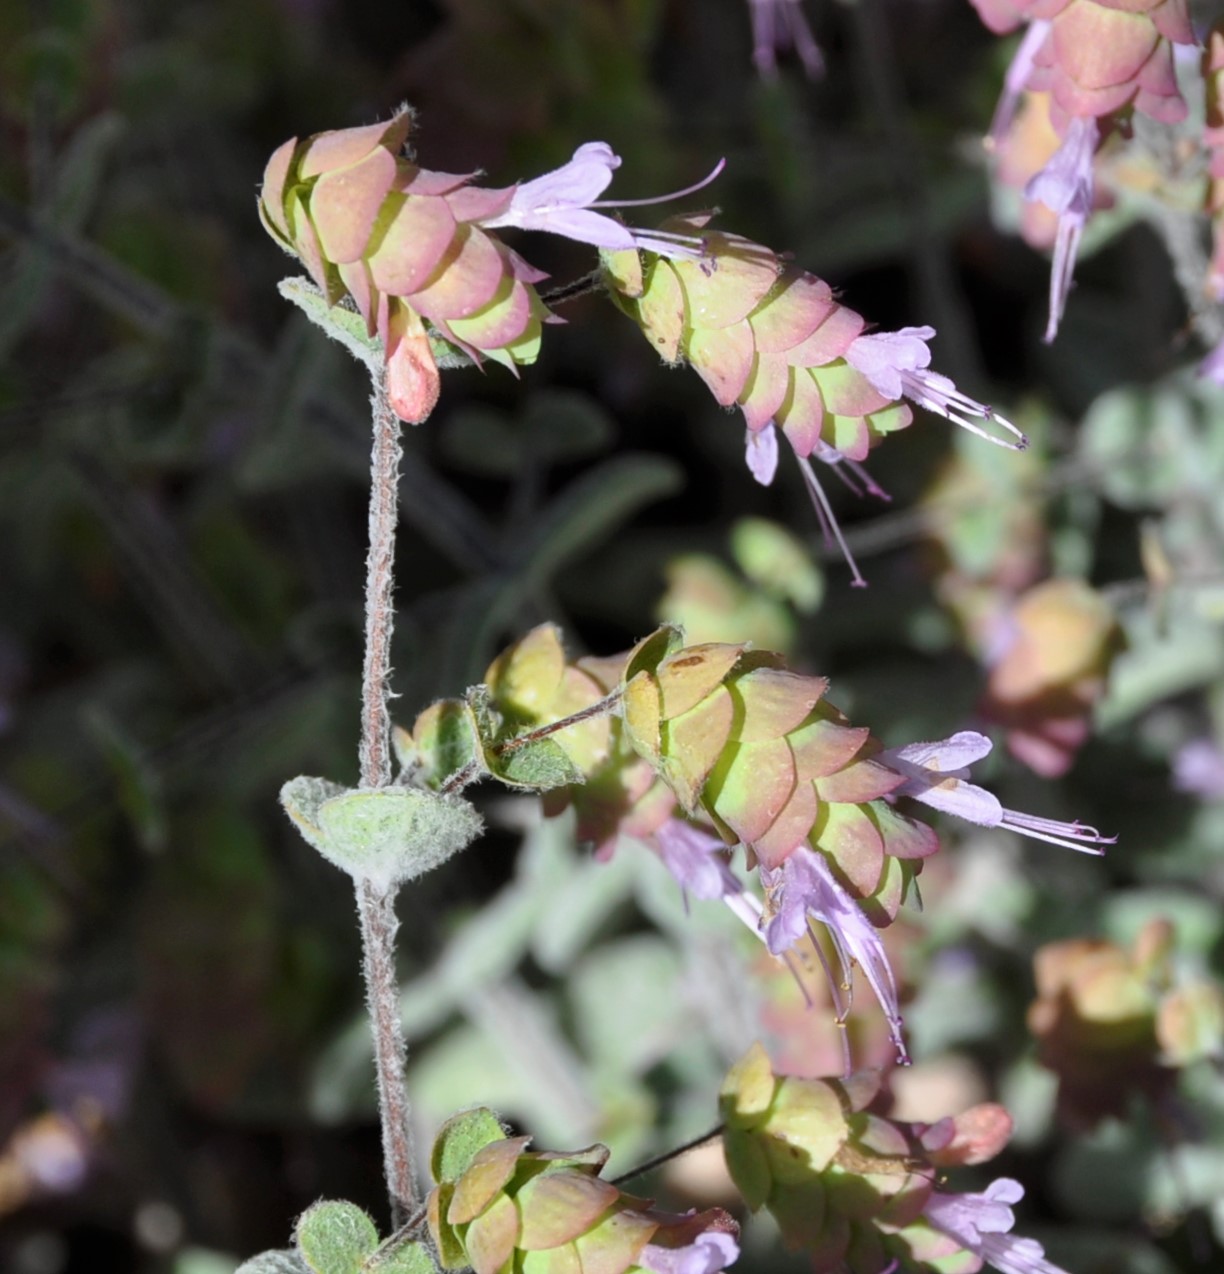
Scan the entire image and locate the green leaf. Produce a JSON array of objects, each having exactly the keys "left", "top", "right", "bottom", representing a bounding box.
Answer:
[
  {"left": 236, "top": 1250, "right": 311, "bottom": 1274},
  {"left": 277, "top": 279, "right": 382, "bottom": 374},
  {"left": 175, "top": 1249, "right": 242, "bottom": 1274},
  {"left": 486, "top": 736, "right": 586, "bottom": 792},
  {"left": 430, "top": 1108, "right": 507, "bottom": 1184},
  {"left": 295, "top": 1201, "right": 379, "bottom": 1274},
  {"left": 367, "top": 1238, "right": 437, "bottom": 1274},
  {"left": 279, "top": 778, "right": 483, "bottom": 889}
]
